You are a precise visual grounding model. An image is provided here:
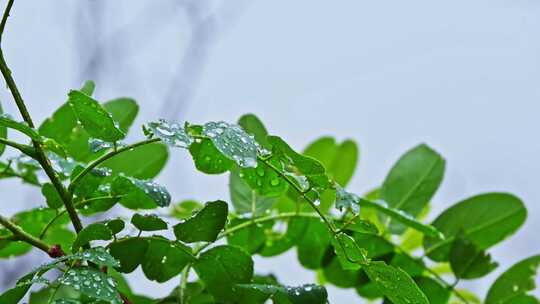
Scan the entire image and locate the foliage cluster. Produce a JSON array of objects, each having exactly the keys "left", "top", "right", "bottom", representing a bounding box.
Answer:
[{"left": 1, "top": 1, "right": 539, "bottom": 303}]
